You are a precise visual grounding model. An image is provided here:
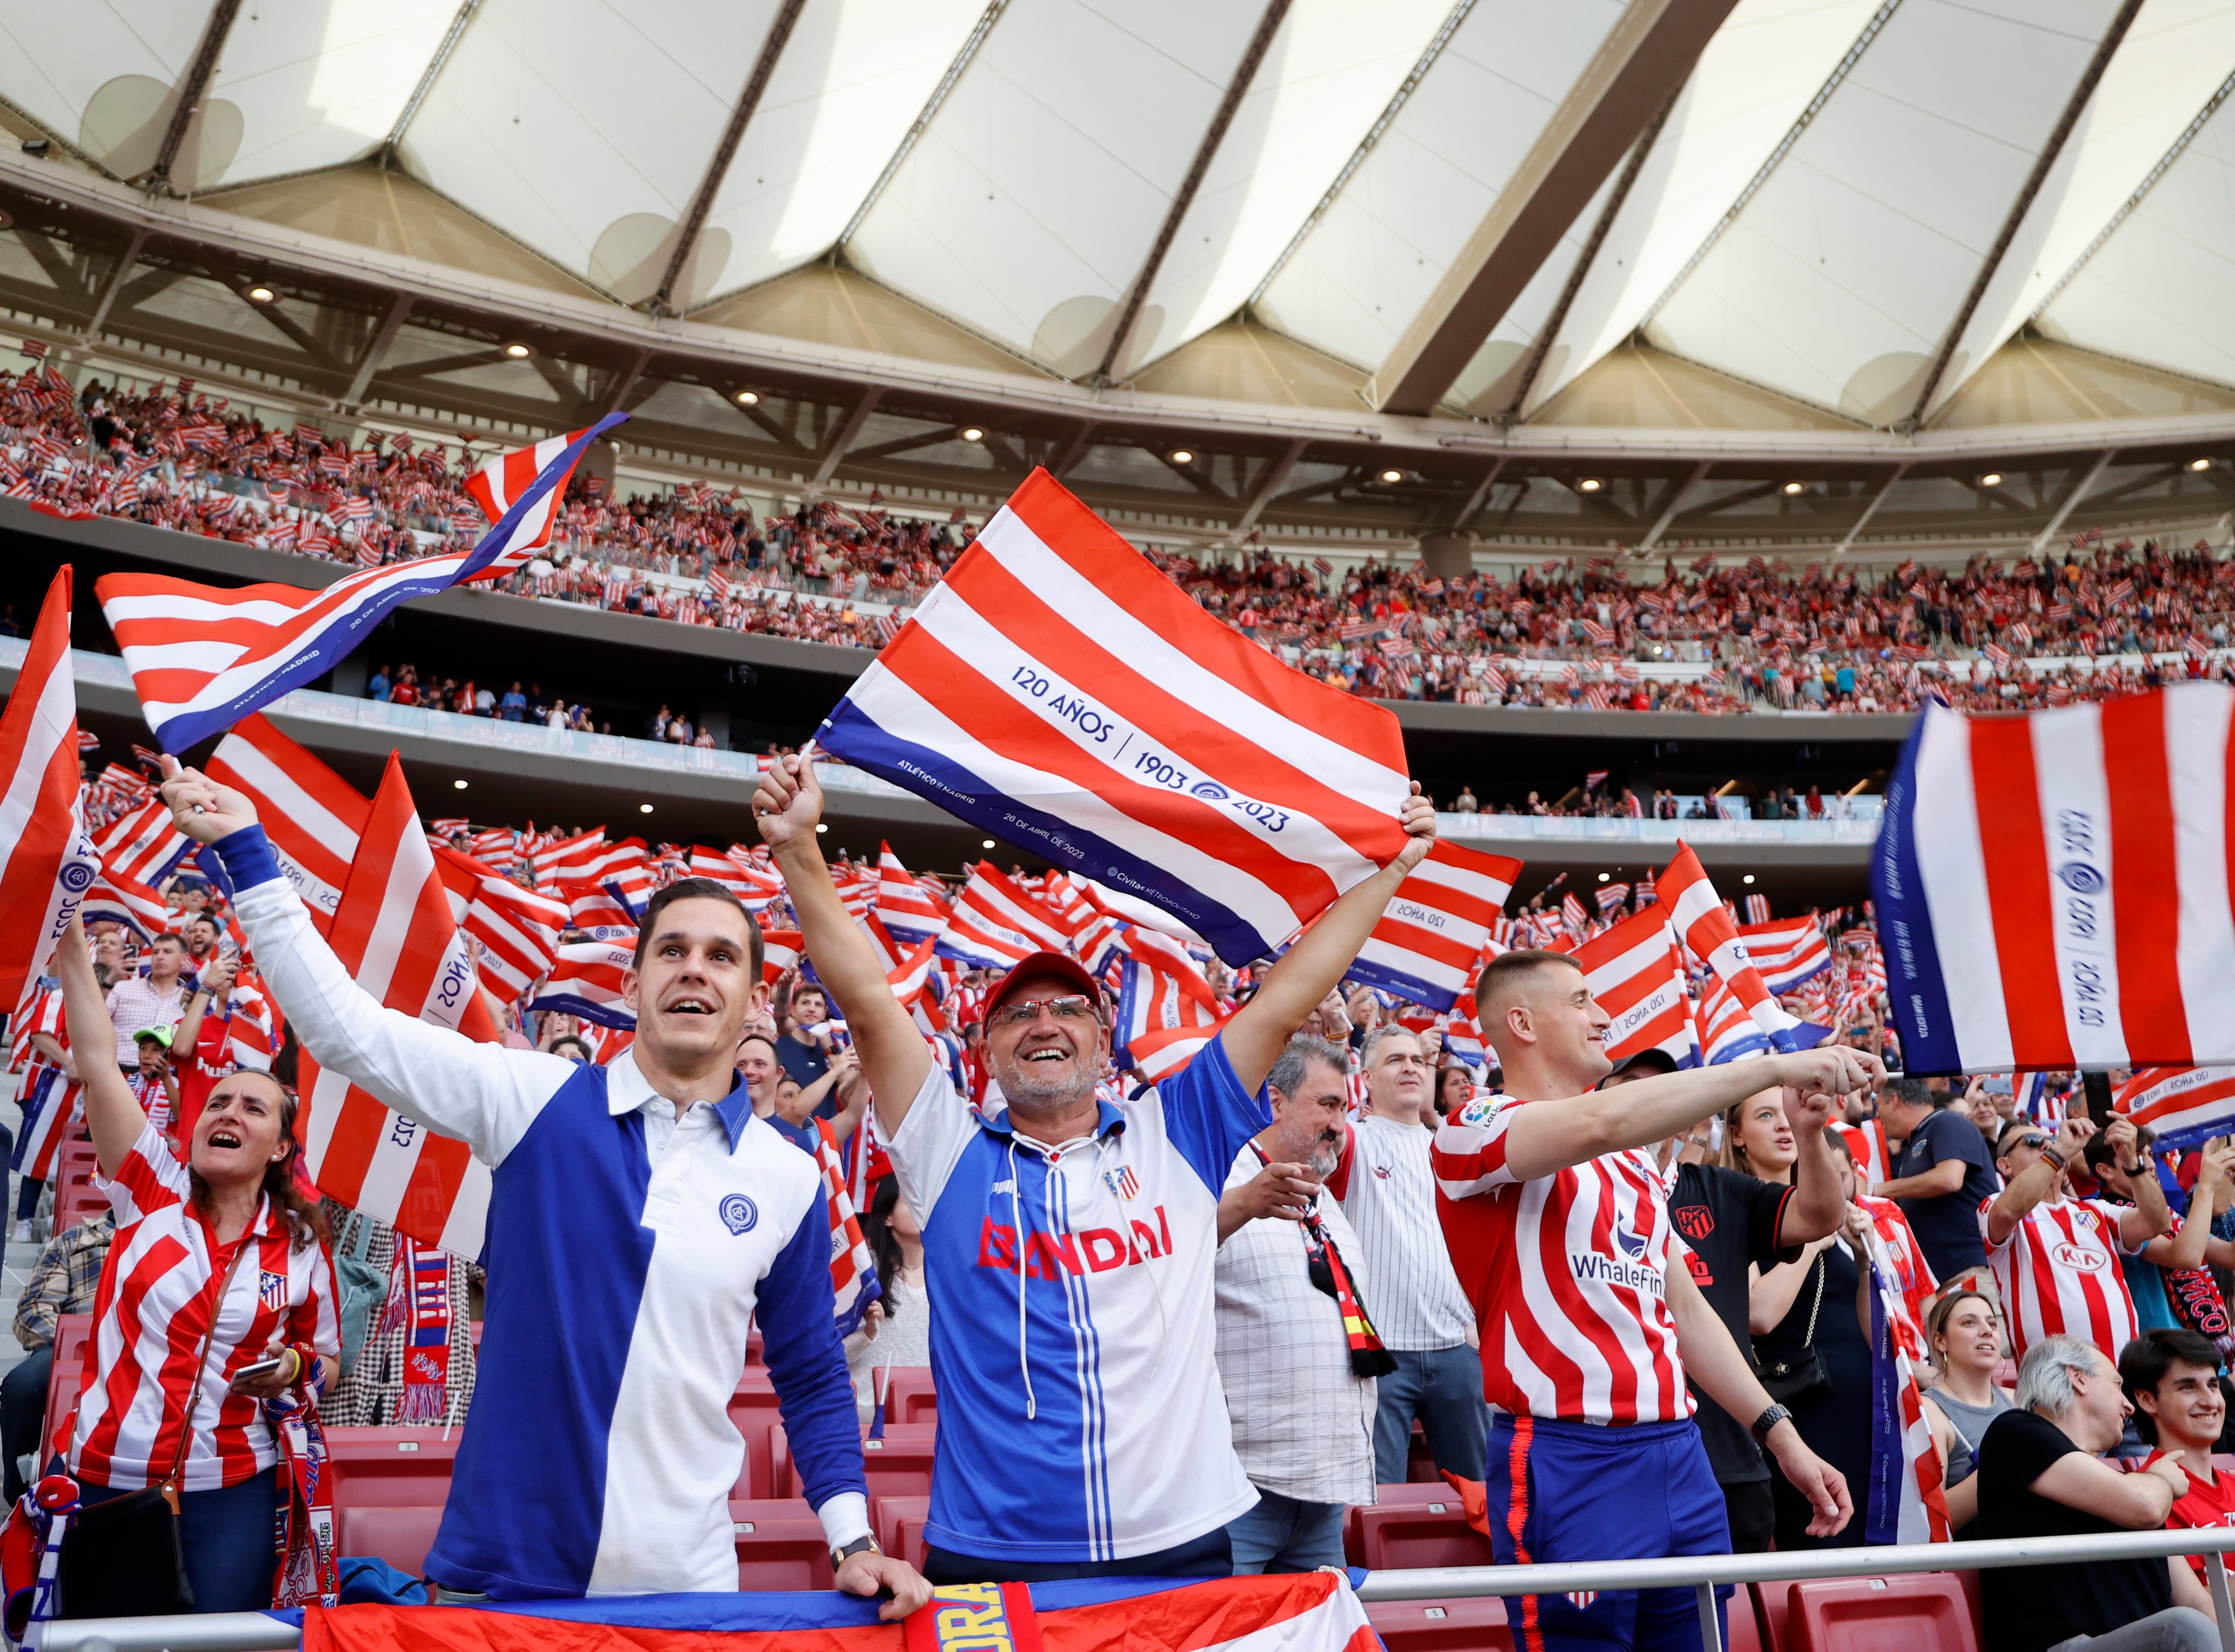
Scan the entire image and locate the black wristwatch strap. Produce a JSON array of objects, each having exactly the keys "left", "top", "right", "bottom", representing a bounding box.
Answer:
[{"left": 832, "top": 1533, "right": 881, "bottom": 1569}]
